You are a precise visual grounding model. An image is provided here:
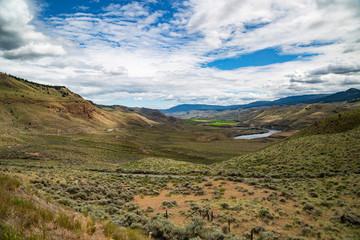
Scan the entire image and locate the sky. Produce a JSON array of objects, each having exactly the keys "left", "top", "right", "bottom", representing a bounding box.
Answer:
[{"left": 0, "top": 0, "right": 360, "bottom": 109}]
